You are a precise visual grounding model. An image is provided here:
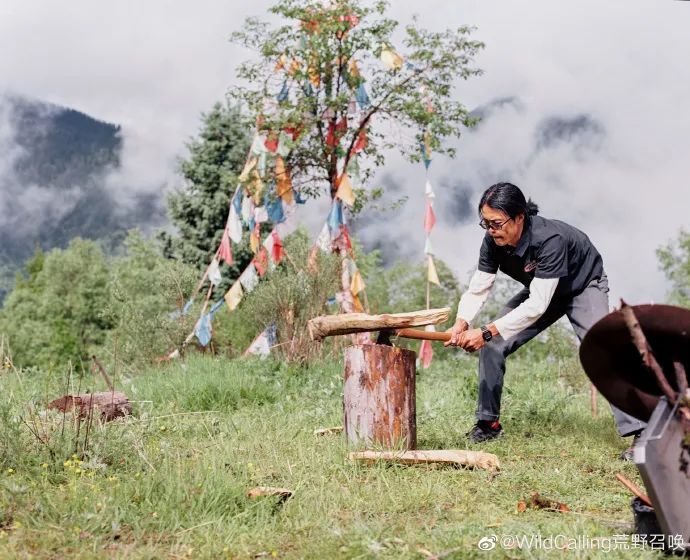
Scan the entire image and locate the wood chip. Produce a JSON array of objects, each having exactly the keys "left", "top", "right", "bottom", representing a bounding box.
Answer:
[
  {"left": 246, "top": 487, "right": 293, "bottom": 500},
  {"left": 314, "top": 426, "right": 343, "bottom": 436},
  {"left": 348, "top": 449, "right": 500, "bottom": 472}
]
